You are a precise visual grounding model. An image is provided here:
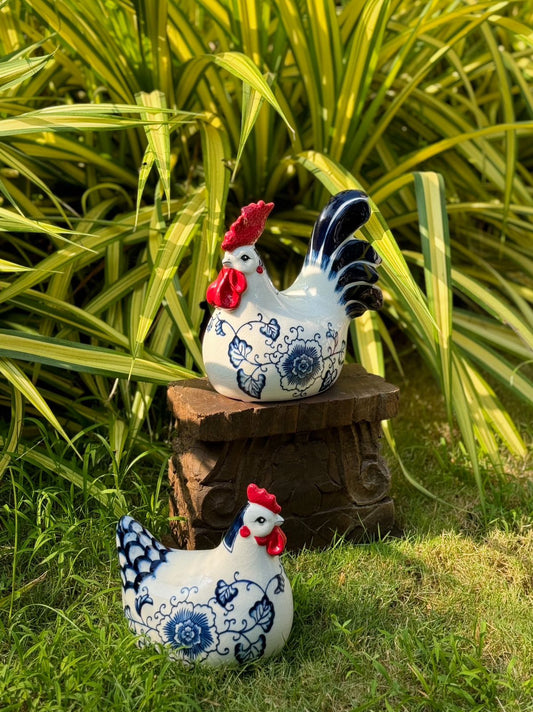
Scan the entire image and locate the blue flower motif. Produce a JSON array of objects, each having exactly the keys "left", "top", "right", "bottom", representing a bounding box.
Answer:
[
  {"left": 156, "top": 602, "right": 219, "bottom": 662},
  {"left": 276, "top": 338, "right": 323, "bottom": 392}
]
